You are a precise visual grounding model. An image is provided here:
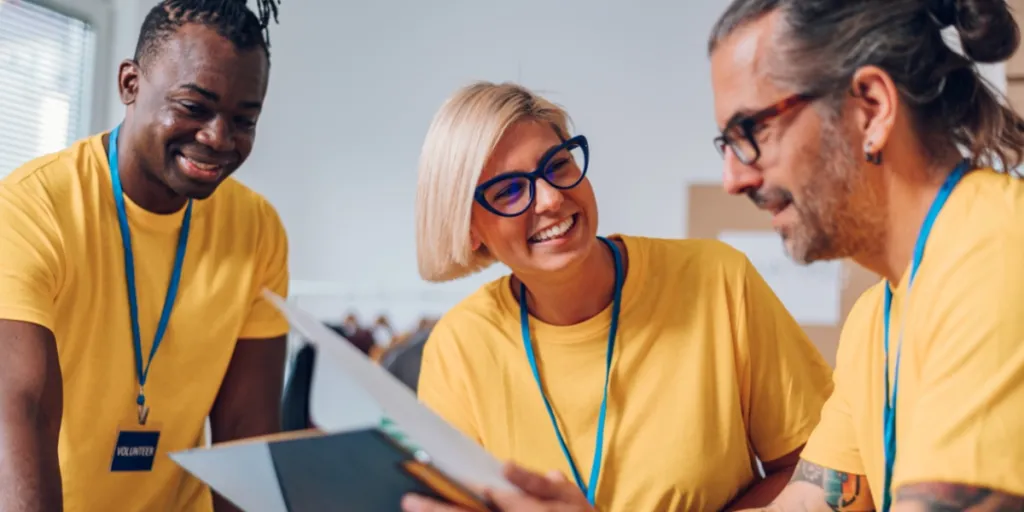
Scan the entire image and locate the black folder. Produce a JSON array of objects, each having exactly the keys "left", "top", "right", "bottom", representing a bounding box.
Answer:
[{"left": 269, "top": 428, "right": 491, "bottom": 511}]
